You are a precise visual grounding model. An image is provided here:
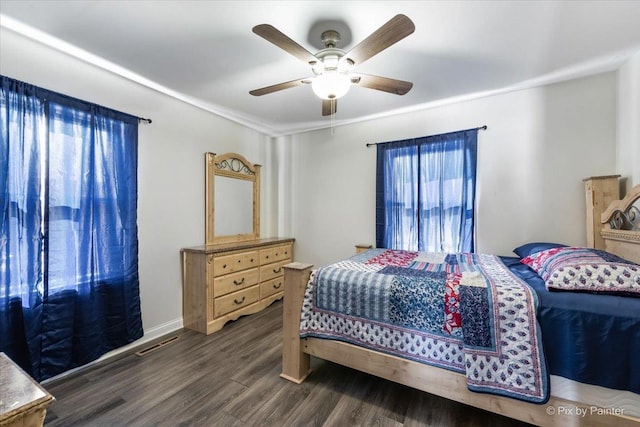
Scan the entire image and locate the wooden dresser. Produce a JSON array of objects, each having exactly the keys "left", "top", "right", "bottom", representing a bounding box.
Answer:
[{"left": 181, "top": 237, "right": 294, "bottom": 334}]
